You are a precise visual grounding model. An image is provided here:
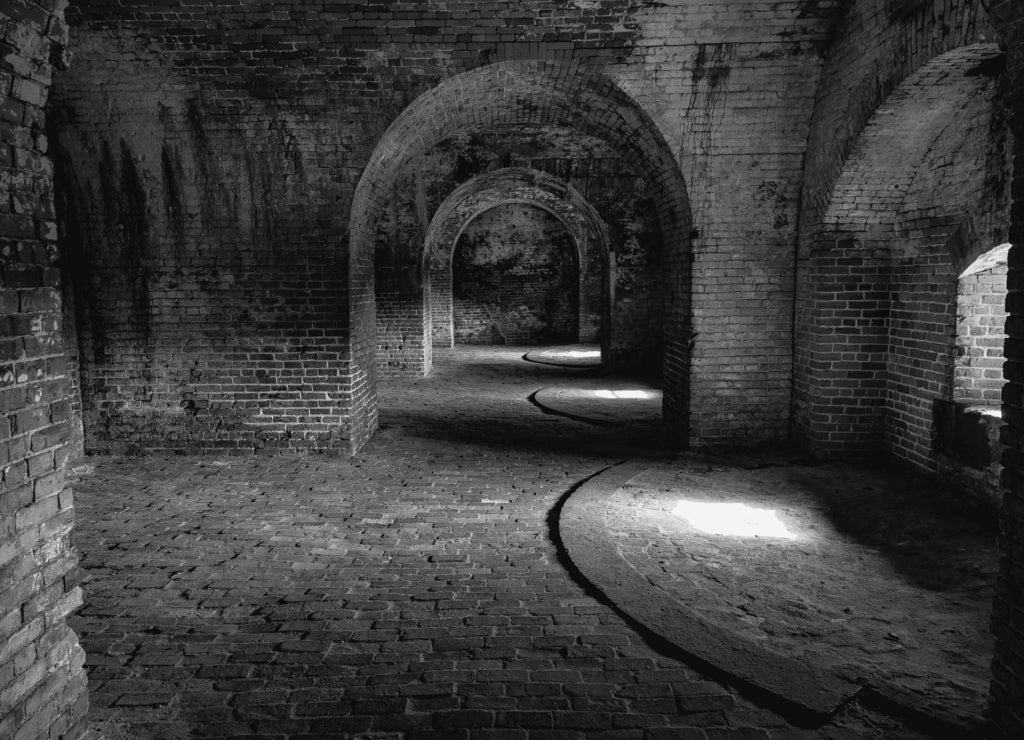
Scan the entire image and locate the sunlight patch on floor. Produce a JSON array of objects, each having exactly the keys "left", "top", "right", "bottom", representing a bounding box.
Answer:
[{"left": 672, "top": 500, "right": 799, "bottom": 540}]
